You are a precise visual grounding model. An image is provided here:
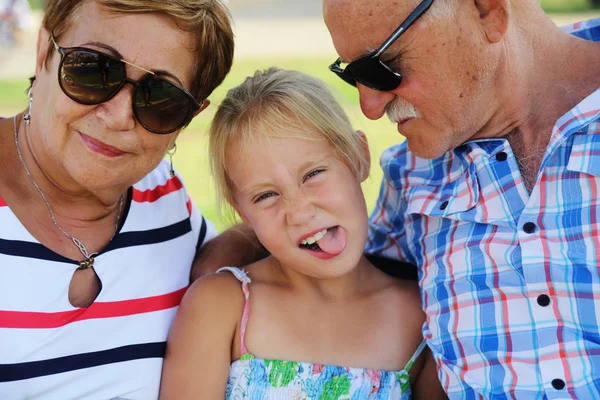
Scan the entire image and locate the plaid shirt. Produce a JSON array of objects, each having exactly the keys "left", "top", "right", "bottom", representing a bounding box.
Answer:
[{"left": 366, "top": 19, "right": 600, "bottom": 400}]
